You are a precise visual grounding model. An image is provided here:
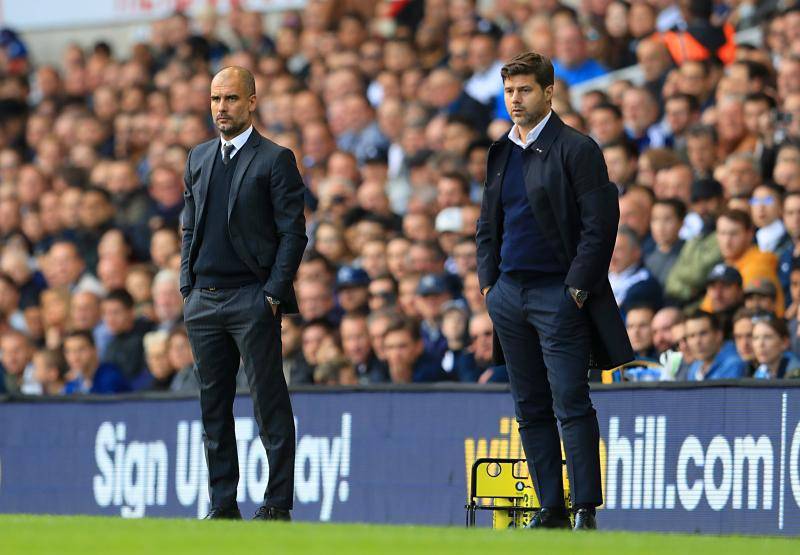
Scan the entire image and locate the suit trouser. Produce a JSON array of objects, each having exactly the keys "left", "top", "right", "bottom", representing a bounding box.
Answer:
[
  {"left": 183, "top": 282, "right": 295, "bottom": 510},
  {"left": 486, "top": 272, "right": 602, "bottom": 508}
]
